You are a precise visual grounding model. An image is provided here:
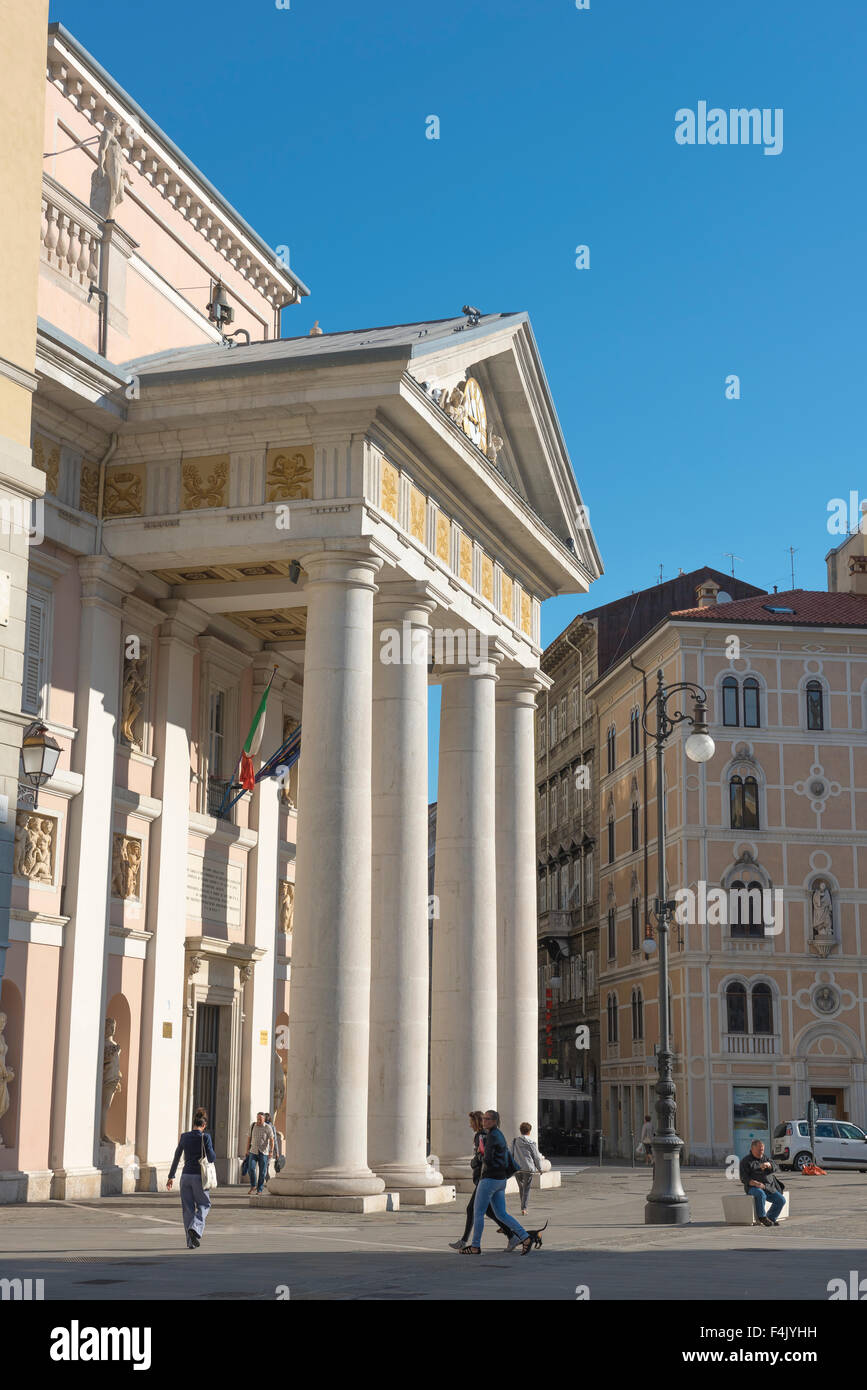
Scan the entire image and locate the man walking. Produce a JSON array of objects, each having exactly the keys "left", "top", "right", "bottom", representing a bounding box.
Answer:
[
  {"left": 245, "top": 1111, "right": 273, "bottom": 1195},
  {"left": 739, "top": 1139, "right": 786, "bottom": 1226}
]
